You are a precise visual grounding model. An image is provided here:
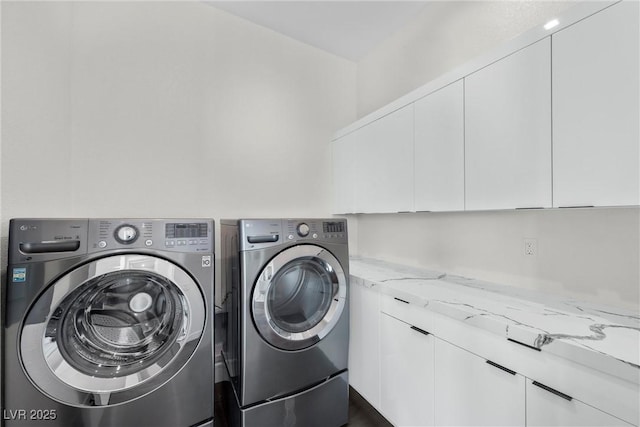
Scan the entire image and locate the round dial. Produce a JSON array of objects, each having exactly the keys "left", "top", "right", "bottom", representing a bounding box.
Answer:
[
  {"left": 115, "top": 225, "right": 138, "bottom": 244},
  {"left": 297, "top": 223, "right": 310, "bottom": 237}
]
